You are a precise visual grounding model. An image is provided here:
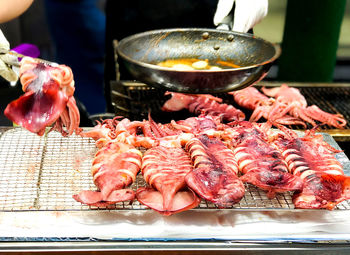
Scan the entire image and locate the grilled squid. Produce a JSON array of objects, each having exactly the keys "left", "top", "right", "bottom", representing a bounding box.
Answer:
[
  {"left": 273, "top": 127, "right": 350, "bottom": 209},
  {"left": 137, "top": 145, "right": 200, "bottom": 216},
  {"left": 185, "top": 134, "right": 245, "bottom": 207},
  {"left": 162, "top": 92, "right": 245, "bottom": 122},
  {"left": 222, "top": 121, "right": 303, "bottom": 198},
  {"left": 73, "top": 140, "right": 142, "bottom": 207},
  {"left": 230, "top": 87, "right": 306, "bottom": 127},
  {"left": 261, "top": 84, "right": 346, "bottom": 128},
  {"left": 5, "top": 57, "right": 81, "bottom": 136}
]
